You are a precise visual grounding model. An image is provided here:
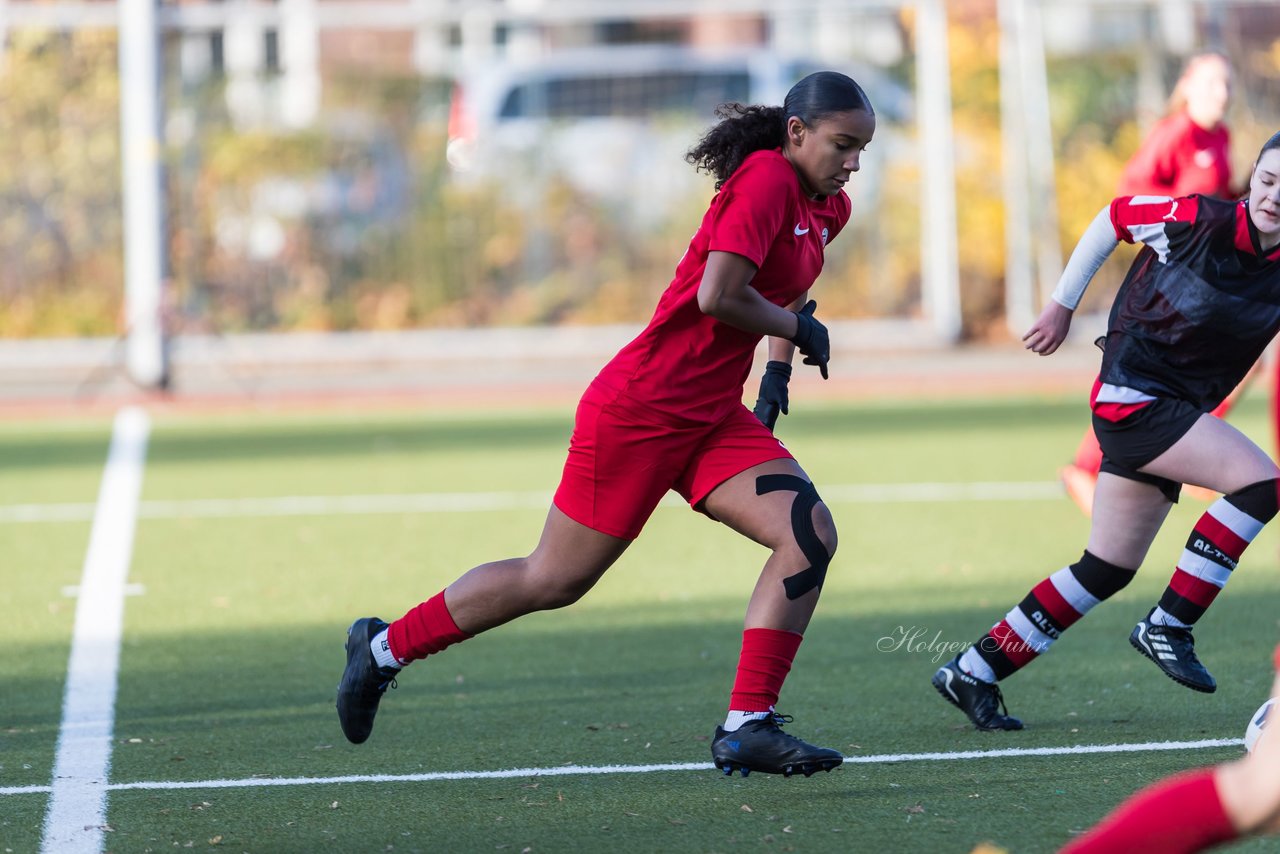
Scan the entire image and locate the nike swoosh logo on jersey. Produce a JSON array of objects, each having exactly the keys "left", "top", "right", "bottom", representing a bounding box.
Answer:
[{"left": 794, "top": 224, "right": 810, "bottom": 236}]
